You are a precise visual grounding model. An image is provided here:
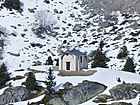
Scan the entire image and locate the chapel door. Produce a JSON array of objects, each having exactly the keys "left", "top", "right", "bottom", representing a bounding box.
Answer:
[{"left": 66, "top": 62, "right": 70, "bottom": 70}]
